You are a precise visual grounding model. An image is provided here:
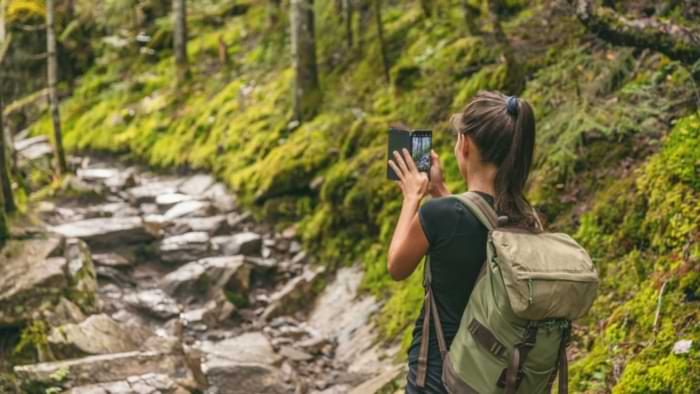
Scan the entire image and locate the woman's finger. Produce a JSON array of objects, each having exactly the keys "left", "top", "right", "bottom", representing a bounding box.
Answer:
[
  {"left": 388, "top": 159, "right": 405, "bottom": 181},
  {"left": 393, "top": 150, "right": 409, "bottom": 174},
  {"left": 402, "top": 148, "right": 418, "bottom": 172}
]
